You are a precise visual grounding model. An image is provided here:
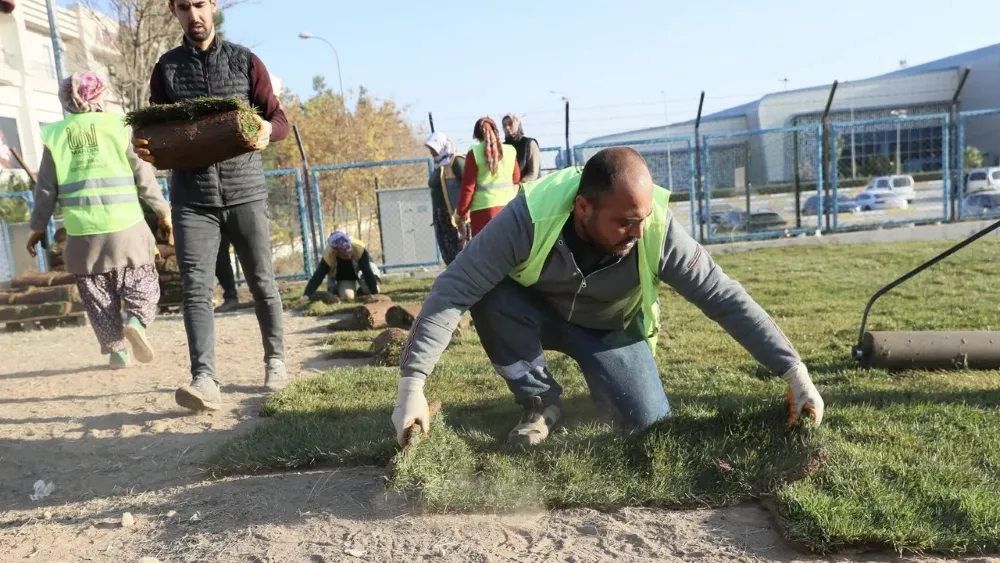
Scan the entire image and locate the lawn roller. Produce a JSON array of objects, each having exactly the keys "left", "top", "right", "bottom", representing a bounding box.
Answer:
[{"left": 852, "top": 217, "right": 1000, "bottom": 370}]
